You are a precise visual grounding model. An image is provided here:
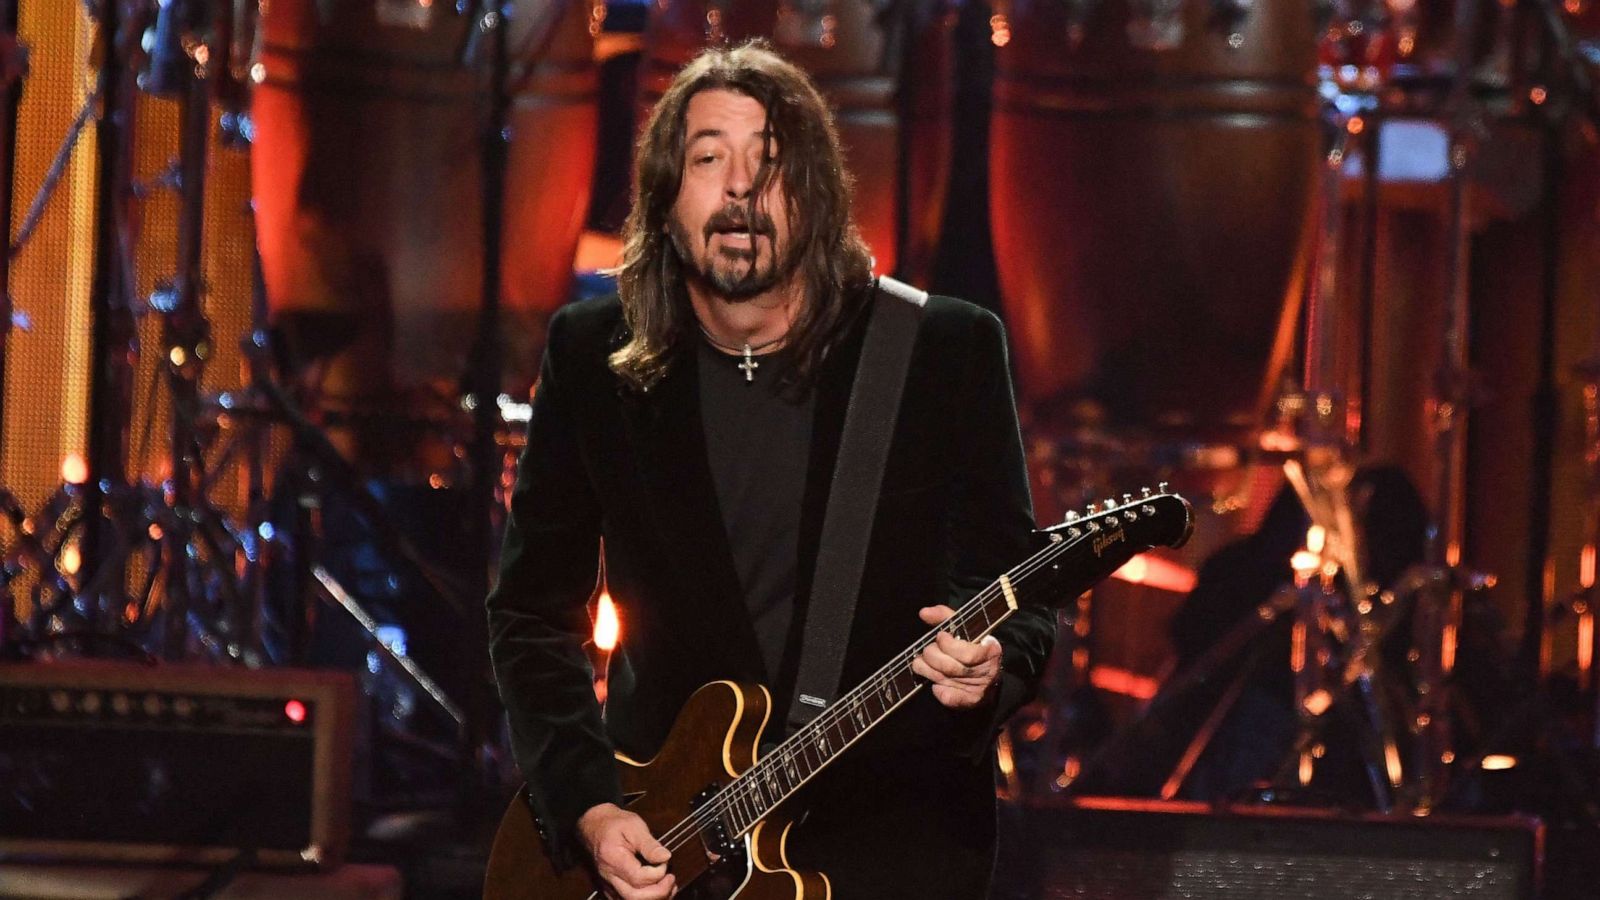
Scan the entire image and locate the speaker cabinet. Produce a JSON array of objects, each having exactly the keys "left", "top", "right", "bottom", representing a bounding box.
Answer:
[
  {"left": 992, "top": 797, "right": 1542, "bottom": 900},
  {"left": 0, "top": 661, "right": 356, "bottom": 868}
]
